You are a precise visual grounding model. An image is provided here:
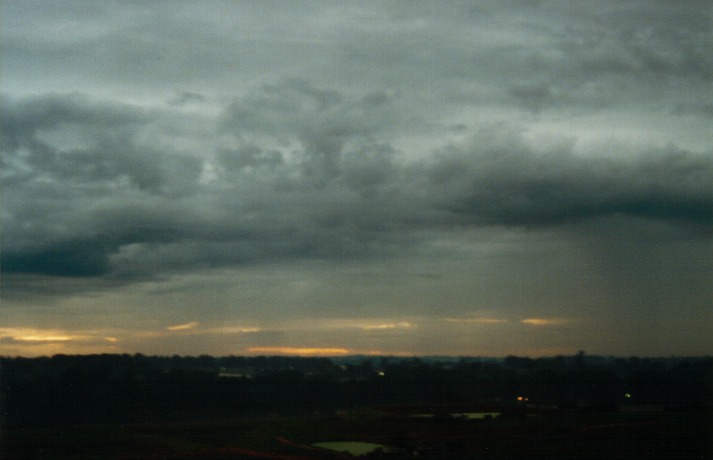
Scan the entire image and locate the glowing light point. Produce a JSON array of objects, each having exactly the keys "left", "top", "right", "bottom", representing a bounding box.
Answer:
[
  {"left": 625, "top": 393, "right": 632, "bottom": 398},
  {"left": 378, "top": 371, "right": 385, "bottom": 377}
]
